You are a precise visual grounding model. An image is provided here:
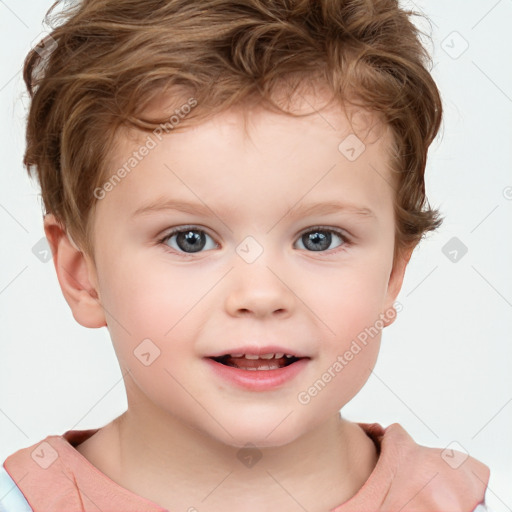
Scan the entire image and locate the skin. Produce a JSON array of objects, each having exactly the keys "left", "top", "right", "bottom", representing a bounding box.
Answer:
[{"left": 44, "top": 93, "right": 412, "bottom": 512}]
